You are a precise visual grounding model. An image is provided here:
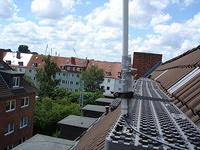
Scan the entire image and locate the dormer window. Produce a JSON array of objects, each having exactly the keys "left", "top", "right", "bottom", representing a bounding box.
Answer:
[
  {"left": 18, "top": 62, "right": 23, "bottom": 66},
  {"left": 13, "top": 77, "right": 20, "bottom": 88},
  {"left": 32, "top": 63, "right": 38, "bottom": 67},
  {"left": 6, "top": 60, "right": 11, "bottom": 65}
]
